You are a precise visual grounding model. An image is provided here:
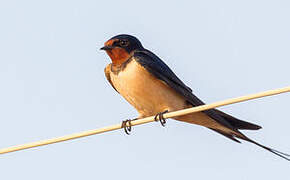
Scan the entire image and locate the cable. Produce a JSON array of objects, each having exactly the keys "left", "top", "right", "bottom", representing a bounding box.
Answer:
[{"left": 0, "top": 86, "right": 289, "bottom": 155}]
